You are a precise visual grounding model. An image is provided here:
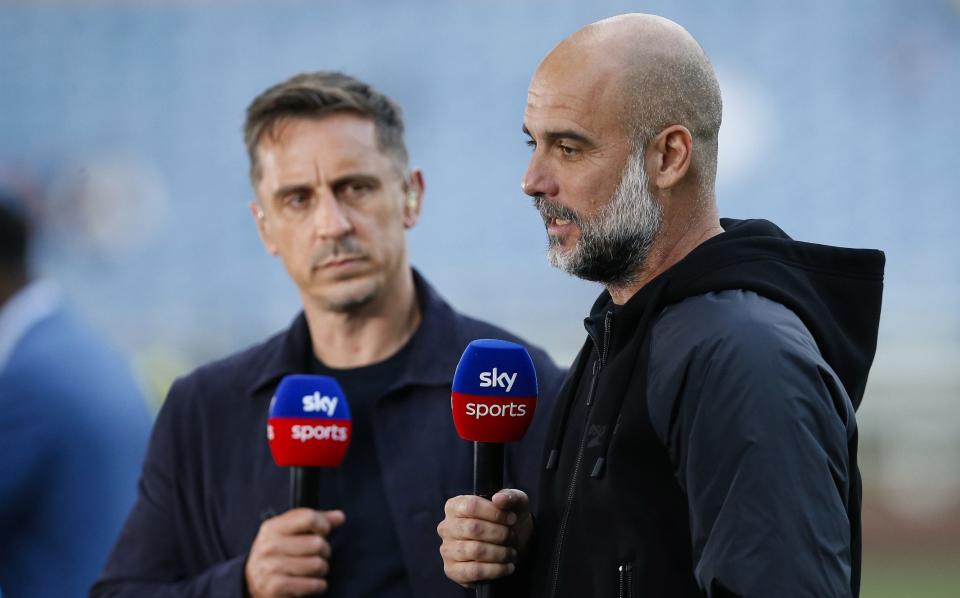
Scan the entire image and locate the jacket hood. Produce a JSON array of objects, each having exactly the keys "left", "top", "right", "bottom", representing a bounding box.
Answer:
[{"left": 589, "top": 218, "right": 885, "bottom": 409}]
